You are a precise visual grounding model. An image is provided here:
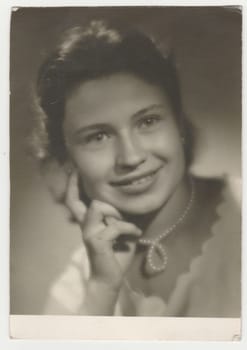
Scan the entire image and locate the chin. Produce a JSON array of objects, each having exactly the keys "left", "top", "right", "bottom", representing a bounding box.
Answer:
[{"left": 113, "top": 195, "right": 166, "bottom": 216}]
